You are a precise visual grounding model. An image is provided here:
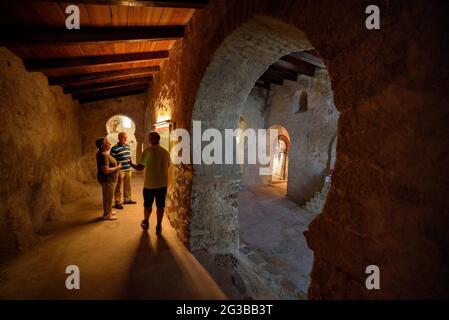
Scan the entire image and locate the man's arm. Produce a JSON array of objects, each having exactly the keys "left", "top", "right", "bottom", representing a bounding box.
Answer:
[{"left": 128, "top": 159, "right": 145, "bottom": 171}]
